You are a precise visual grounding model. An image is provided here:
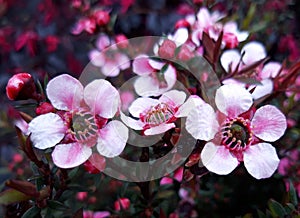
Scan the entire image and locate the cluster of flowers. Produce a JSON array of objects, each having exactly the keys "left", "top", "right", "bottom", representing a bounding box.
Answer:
[{"left": 7, "top": 5, "right": 296, "bottom": 184}]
